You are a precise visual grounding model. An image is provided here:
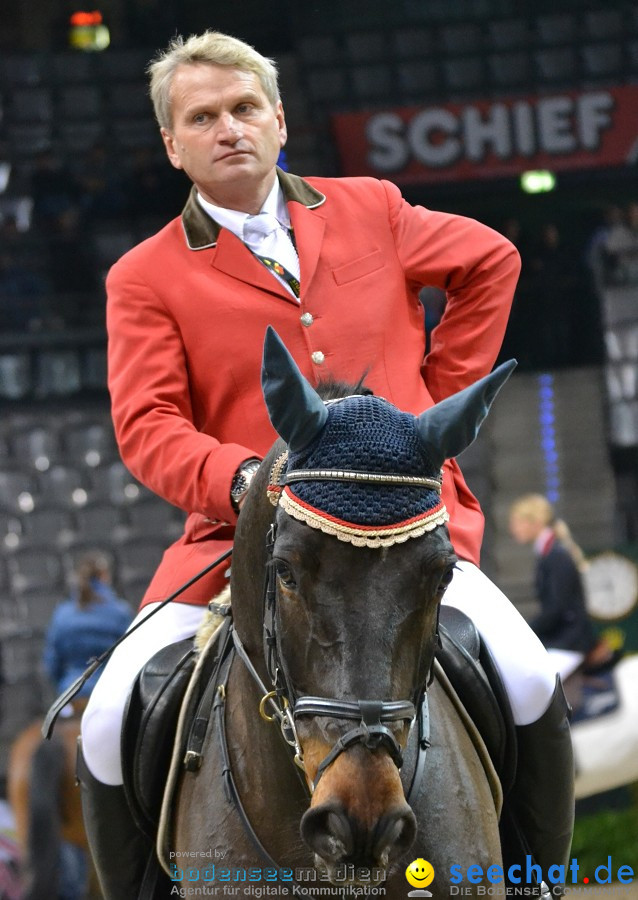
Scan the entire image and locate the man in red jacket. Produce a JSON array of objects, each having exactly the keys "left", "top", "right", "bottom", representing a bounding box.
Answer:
[{"left": 79, "top": 30, "right": 573, "bottom": 898}]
